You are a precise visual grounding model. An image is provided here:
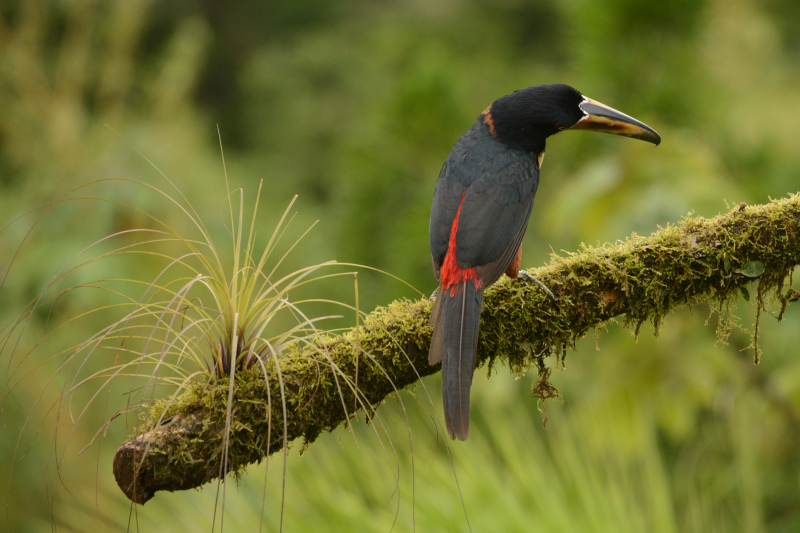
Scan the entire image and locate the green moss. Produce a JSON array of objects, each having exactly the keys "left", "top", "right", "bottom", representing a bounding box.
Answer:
[{"left": 480, "top": 195, "right": 800, "bottom": 397}]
